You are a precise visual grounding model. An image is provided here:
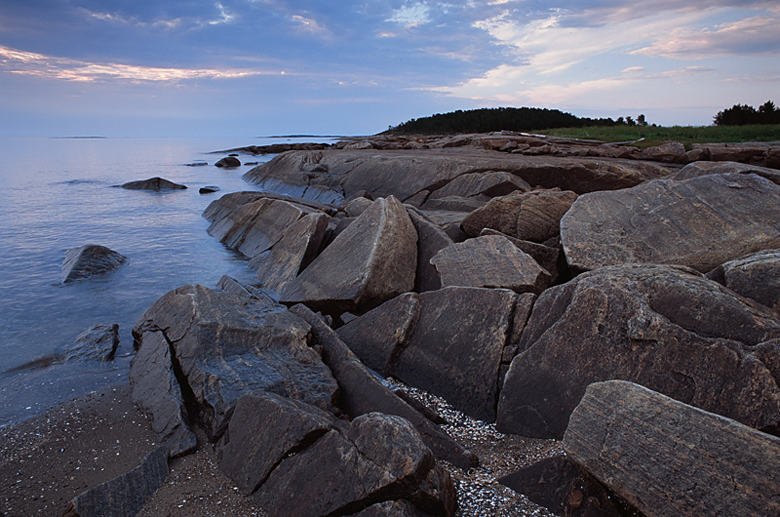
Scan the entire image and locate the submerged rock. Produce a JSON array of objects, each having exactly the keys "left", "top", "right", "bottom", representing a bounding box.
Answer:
[
  {"left": 120, "top": 177, "right": 187, "bottom": 190},
  {"left": 215, "top": 156, "right": 241, "bottom": 168},
  {"left": 61, "top": 244, "right": 126, "bottom": 283},
  {"left": 64, "top": 324, "right": 119, "bottom": 362}
]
